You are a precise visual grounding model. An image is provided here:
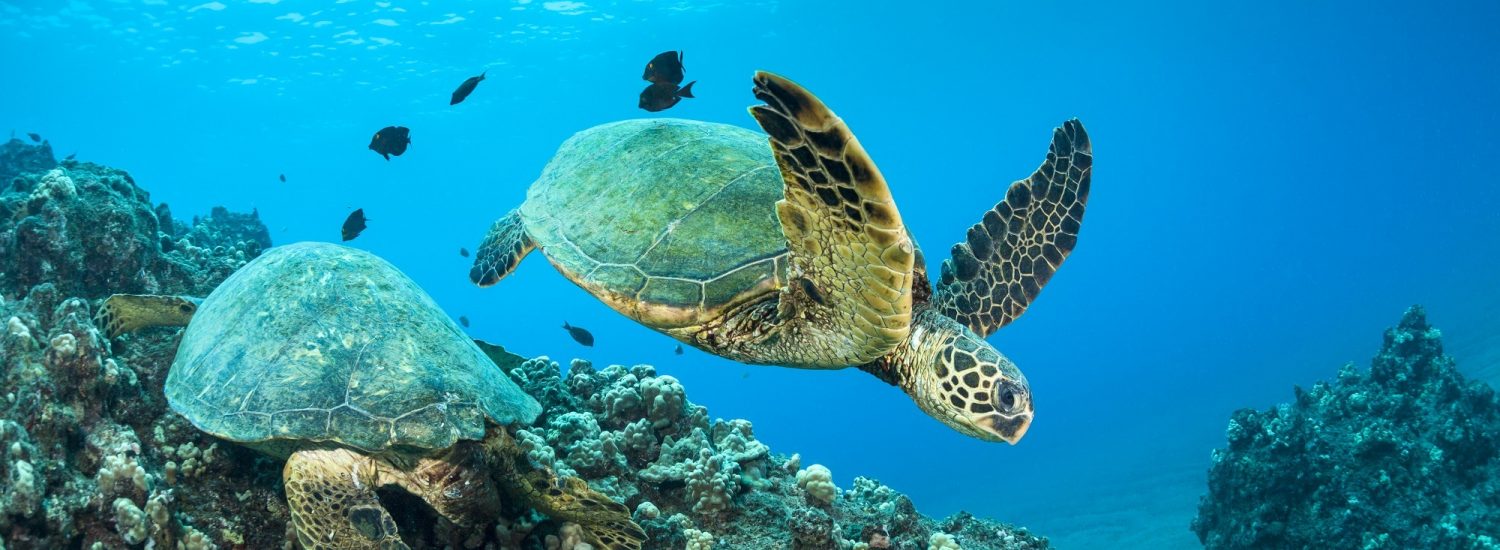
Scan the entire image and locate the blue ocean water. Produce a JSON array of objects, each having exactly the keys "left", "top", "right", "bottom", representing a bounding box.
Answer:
[{"left": 3, "top": 0, "right": 1498, "bottom": 546}]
